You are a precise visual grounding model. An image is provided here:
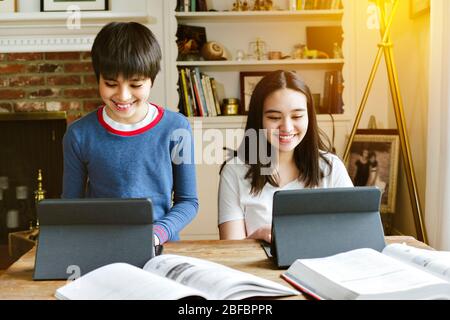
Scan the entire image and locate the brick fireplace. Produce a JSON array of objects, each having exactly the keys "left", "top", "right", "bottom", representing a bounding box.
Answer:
[
  {"left": 0, "top": 2, "right": 155, "bottom": 267},
  {"left": 0, "top": 51, "right": 98, "bottom": 244},
  {"left": 0, "top": 51, "right": 102, "bottom": 124}
]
